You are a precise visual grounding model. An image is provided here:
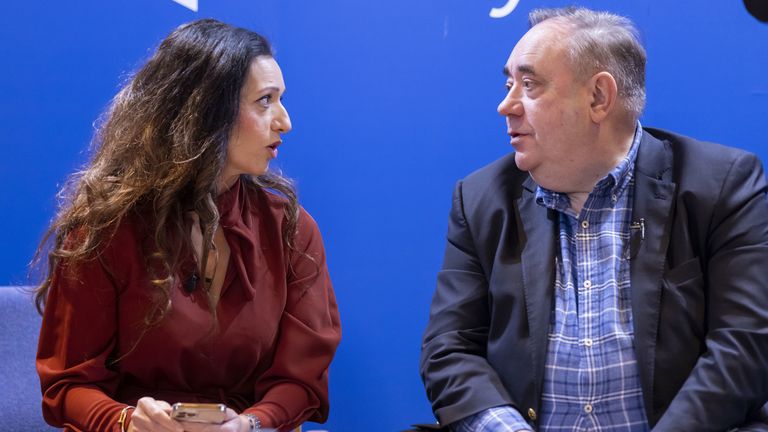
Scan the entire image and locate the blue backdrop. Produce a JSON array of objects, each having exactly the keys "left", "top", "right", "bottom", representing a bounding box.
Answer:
[{"left": 1, "top": 0, "right": 766, "bottom": 430}]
